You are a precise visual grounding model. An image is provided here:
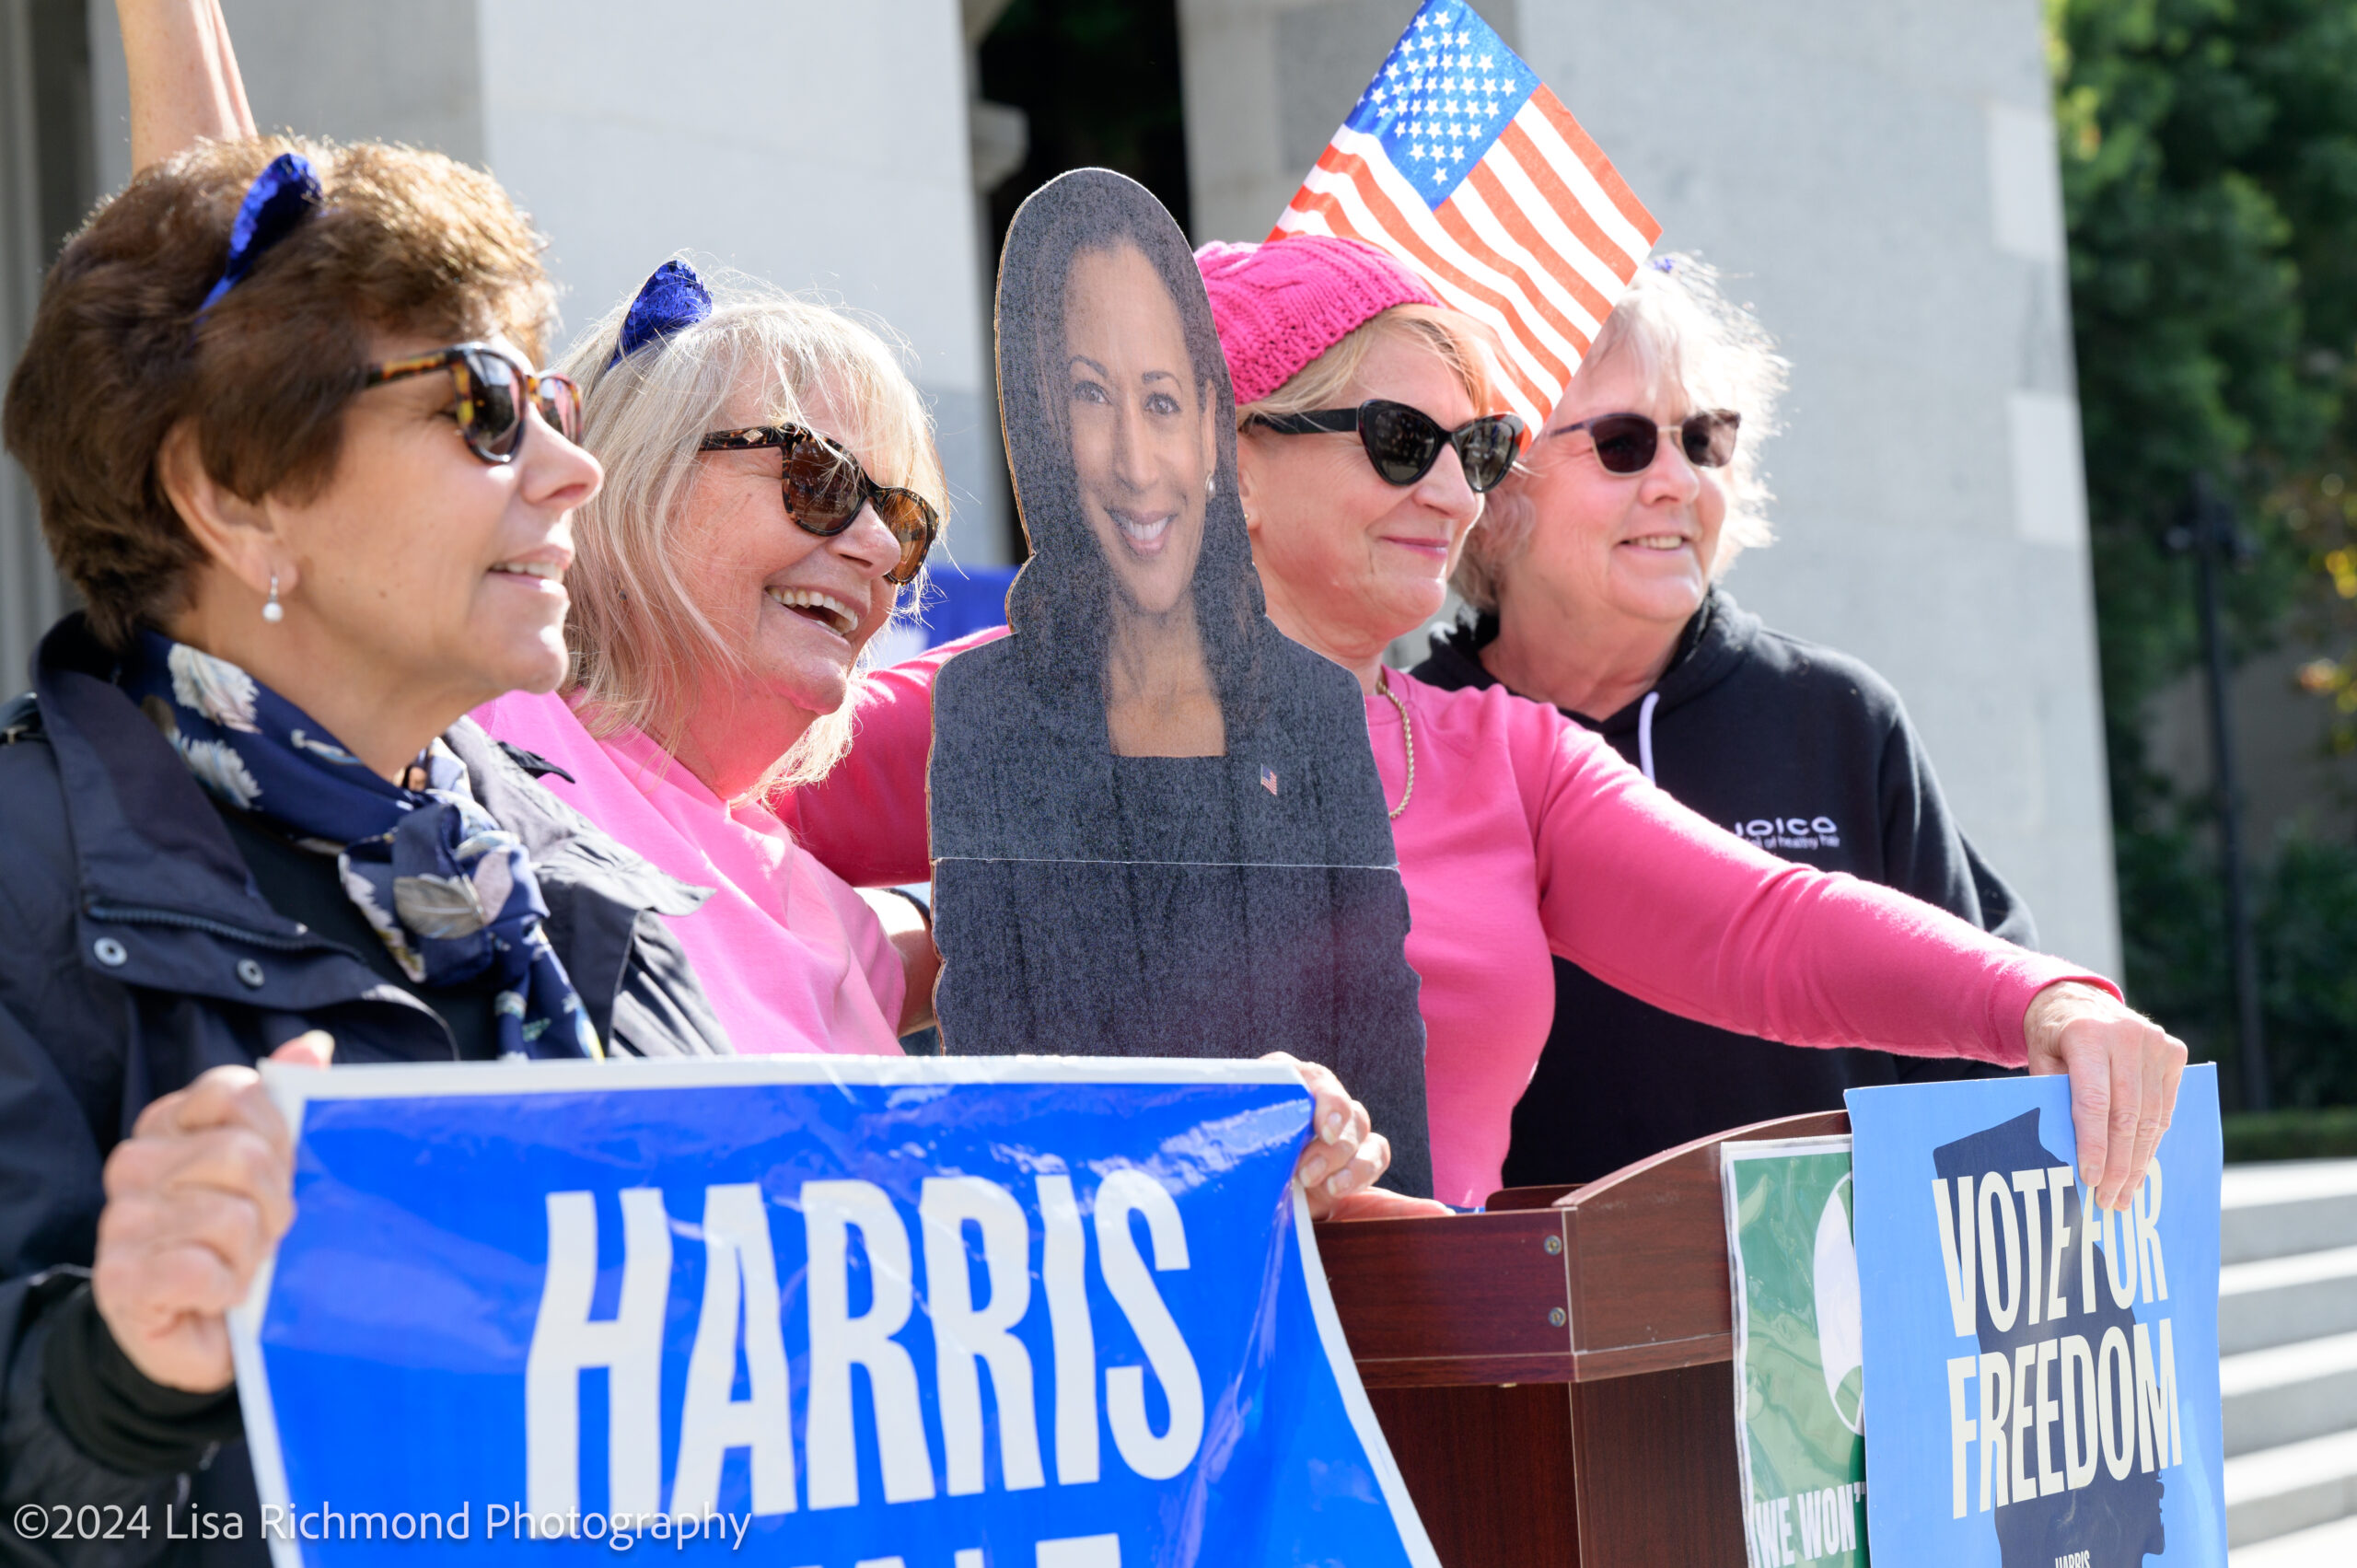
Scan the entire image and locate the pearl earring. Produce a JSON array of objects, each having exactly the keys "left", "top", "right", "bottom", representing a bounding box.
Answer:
[
  {"left": 1206, "top": 472, "right": 1217, "bottom": 500},
  {"left": 261, "top": 571, "right": 284, "bottom": 623}
]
